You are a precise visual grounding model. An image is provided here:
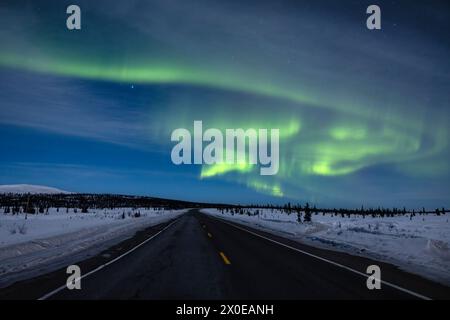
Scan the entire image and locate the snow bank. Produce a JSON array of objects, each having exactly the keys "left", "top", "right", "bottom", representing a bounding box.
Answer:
[
  {"left": 0, "top": 208, "right": 186, "bottom": 287},
  {"left": 0, "top": 184, "right": 70, "bottom": 194},
  {"left": 202, "top": 208, "right": 450, "bottom": 286}
]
